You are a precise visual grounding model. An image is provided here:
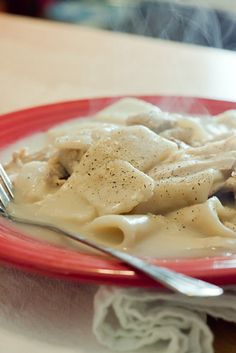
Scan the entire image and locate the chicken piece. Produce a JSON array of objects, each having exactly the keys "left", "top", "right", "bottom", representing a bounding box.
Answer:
[
  {"left": 5, "top": 148, "right": 53, "bottom": 174},
  {"left": 127, "top": 110, "right": 226, "bottom": 146},
  {"left": 175, "top": 117, "right": 213, "bottom": 144},
  {"left": 58, "top": 149, "right": 84, "bottom": 175},
  {"left": 224, "top": 173, "right": 236, "bottom": 196},
  {"left": 47, "top": 154, "right": 68, "bottom": 187},
  {"left": 13, "top": 161, "right": 57, "bottom": 203},
  {"left": 127, "top": 110, "right": 176, "bottom": 134},
  {"left": 160, "top": 127, "right": 194, "bottom": 145},
  {"left": 174, "top": 114, "right": 236, "bottom": 145},
  {"left": 187, "top": 135, "right": 236, "bottom": 157},
  {"left": 46, "top": 149, "right": 84, "bottom": 187},
  {"left": 150, "top": 134, "right": 236, "bottom": 179},
  {"left": 160, "top": 115, "right": 222, "bottom": 146},
  {"left": 4, "top": 149, "right": 26, "bottom": 174}
]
